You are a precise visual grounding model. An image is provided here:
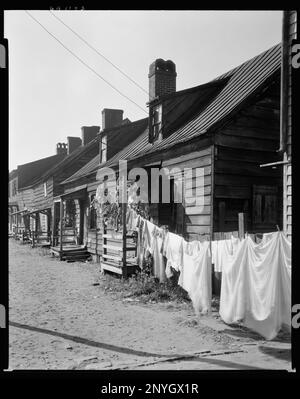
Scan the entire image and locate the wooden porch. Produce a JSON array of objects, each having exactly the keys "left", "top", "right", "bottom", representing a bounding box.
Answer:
[{"left": 50, "top": 244, "right": 91, "bottom": 262}]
